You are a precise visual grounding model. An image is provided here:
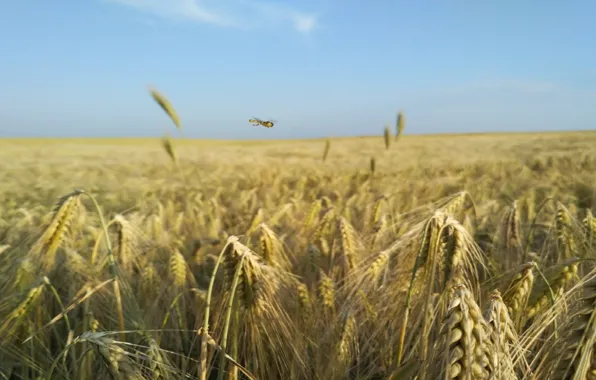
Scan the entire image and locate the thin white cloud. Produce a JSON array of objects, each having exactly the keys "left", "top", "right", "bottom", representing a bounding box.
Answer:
[
  {"left": 104, "top": 0, "right": 321, "bottom": 33},
  {"left": 104, "top": 0, "right": 230, "bottom": 25},
  {"left": 241, "top": 0, "right": 320, "bottom": 33},
  {"left": 293, "top": 15, "right": 317, "bottom": 33}
]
